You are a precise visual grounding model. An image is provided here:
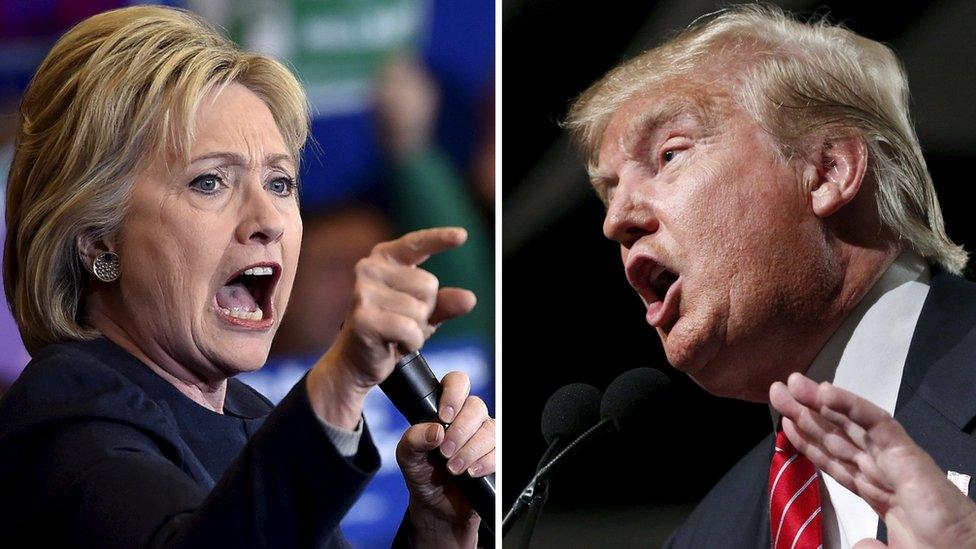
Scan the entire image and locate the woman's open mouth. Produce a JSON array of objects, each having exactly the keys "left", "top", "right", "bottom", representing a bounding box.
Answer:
[{"left": 213, "top": 262, "right": 280, "bottom": 329}]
